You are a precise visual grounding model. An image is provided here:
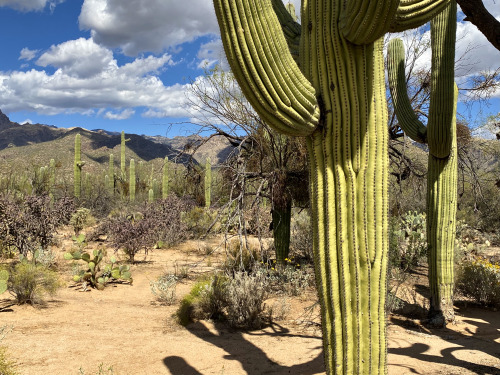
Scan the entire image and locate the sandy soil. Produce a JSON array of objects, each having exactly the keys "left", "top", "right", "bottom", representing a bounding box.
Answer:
[{"left": 1, "top": 236, "right": 499, "bottom": 375}]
